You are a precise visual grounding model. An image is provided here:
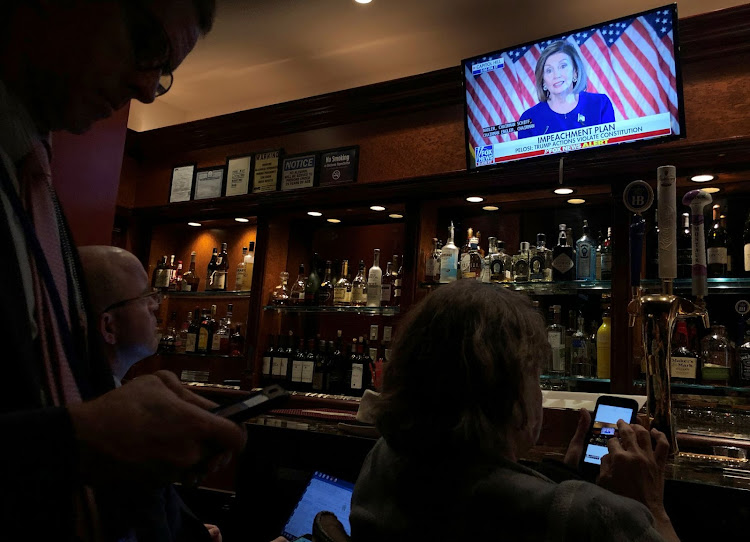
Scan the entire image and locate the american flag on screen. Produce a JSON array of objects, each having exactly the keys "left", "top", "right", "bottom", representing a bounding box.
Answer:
[{"left": 465, "top": 9, "right": 679, "bottom": 155}]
